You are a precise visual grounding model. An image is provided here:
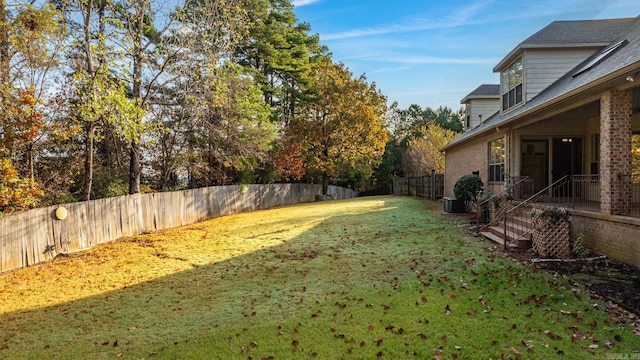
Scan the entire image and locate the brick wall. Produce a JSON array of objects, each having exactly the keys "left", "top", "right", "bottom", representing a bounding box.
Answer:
[
  {"left": 444, "top": 131, "right": 507, "bottom": 197},
  {"left": 600, "top": 89, "right": 633, "bottom": 214},
  {"left": 571, "top": 211, "right": 640, "bottom": 269}
]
